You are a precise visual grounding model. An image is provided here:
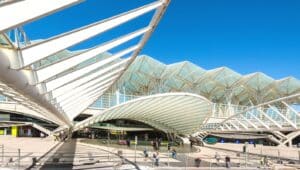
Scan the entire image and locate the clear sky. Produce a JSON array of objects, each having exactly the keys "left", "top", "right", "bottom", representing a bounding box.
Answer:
[{"left": 23, "top": 0, "right": 300, "bottom": 79}]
